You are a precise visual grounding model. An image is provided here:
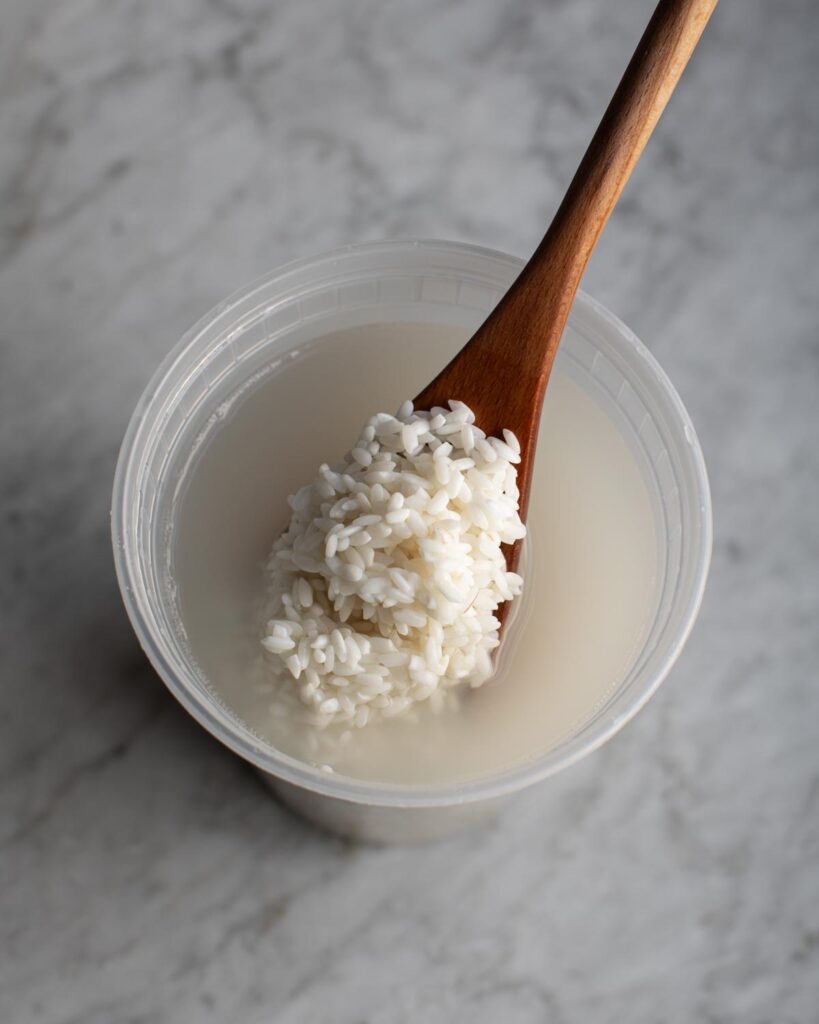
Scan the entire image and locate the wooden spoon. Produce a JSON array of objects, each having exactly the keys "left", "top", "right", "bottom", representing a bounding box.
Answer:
[{"left": 415, "top": 0, "right": 718, "bottom": 577}]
